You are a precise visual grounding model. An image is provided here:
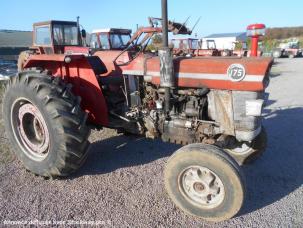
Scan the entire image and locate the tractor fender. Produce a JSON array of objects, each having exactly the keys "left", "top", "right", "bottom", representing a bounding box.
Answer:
[{"left": 23, "top": 54, "right": 109, "bottom": 126}]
